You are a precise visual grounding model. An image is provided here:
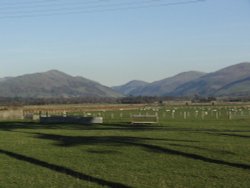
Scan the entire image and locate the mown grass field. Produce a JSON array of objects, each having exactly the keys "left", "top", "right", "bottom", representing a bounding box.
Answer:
[{"left": 0, "top": 106, "right": 250, "bottom": 188}]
